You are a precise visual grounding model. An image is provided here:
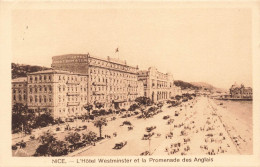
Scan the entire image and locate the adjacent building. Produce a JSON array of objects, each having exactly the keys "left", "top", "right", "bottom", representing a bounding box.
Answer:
[
  {"left": 12, "top": 77, "right": 27, "bottom": 106},
  {"left": 26, "top": 69, "right": 88, "bottom": 118},
  {"left": 137, "top": 67, "right": 175, "bottom": 102}
]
